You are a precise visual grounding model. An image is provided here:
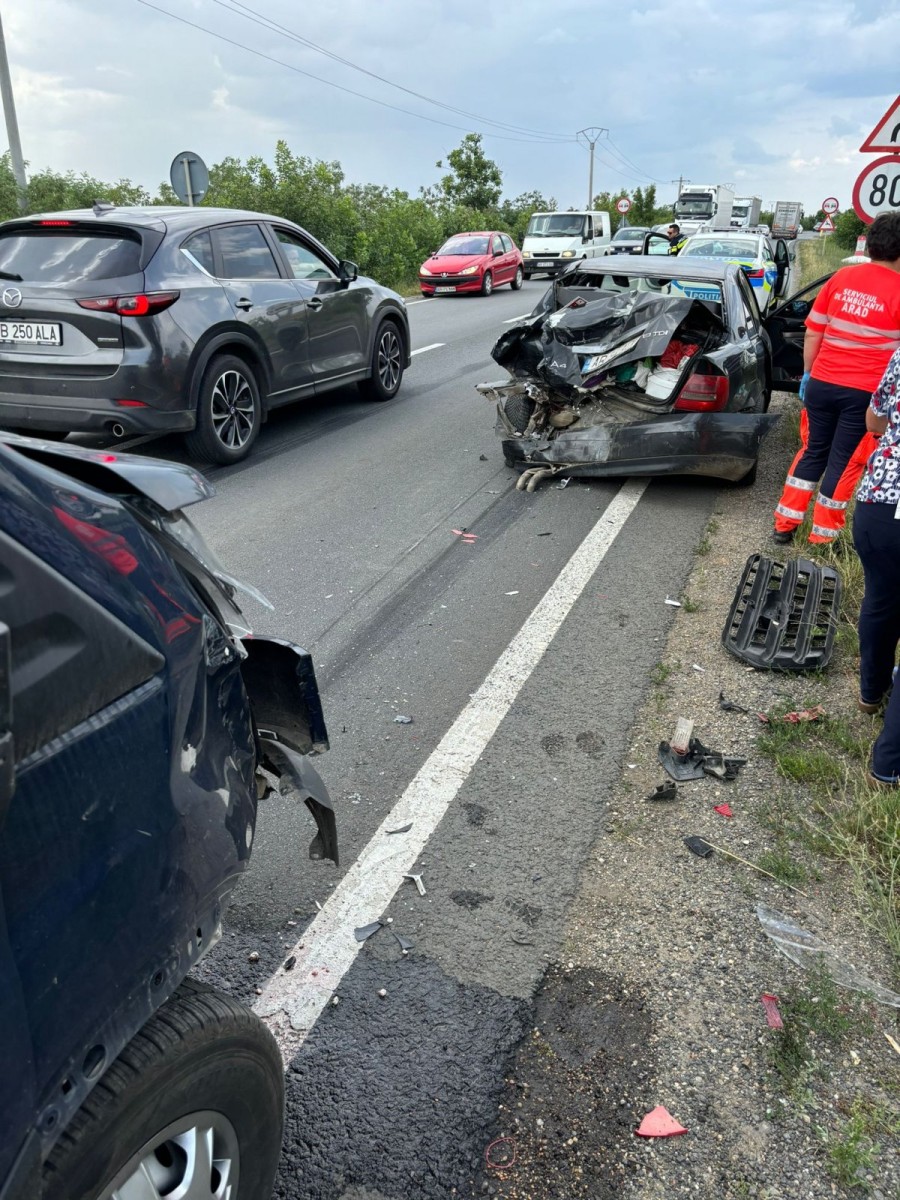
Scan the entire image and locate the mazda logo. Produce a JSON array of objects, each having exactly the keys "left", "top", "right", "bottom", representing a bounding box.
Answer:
[{"left": 1, "top": 288, "right": 22, "bottom": 309}]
